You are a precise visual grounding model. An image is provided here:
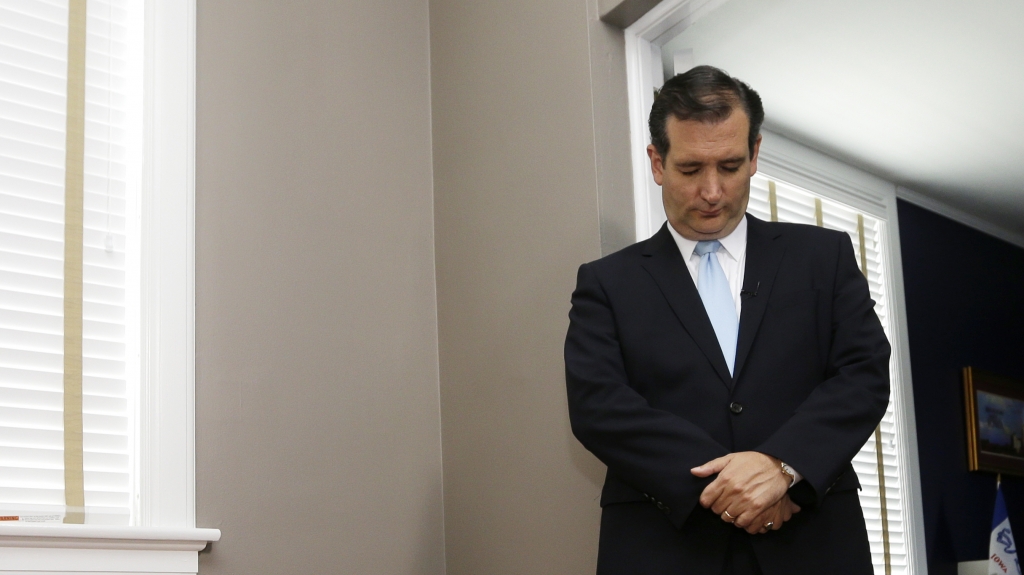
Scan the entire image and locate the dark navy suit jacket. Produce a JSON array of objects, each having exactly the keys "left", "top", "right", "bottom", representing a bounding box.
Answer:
[{"left": 565, "top": 214, "right": 890, "bottom": 574}]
